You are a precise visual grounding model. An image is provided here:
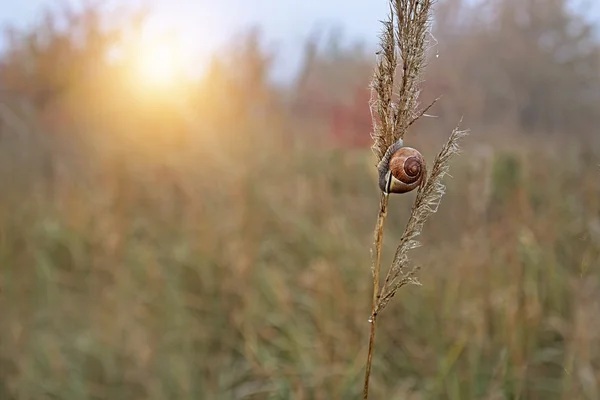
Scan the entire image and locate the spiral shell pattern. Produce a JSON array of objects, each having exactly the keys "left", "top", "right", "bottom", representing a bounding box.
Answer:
[{"left": 378, "top": 140, "right": 426, "bottom": 194}]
